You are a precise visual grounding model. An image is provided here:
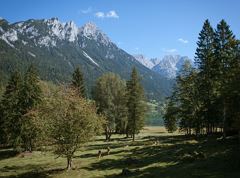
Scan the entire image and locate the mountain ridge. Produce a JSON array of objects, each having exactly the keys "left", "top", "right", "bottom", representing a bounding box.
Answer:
[
  {"left": 134, "top": 54, "right": 192, "bottom": 78},
  {"left": 0, "top": 17, "right": 173, "bottom": 101}
]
